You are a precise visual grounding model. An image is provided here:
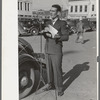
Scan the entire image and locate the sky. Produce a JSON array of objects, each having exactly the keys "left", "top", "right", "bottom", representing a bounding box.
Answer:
[{"left": 32, "top": 0, "right": 68, "bottom": 10}]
